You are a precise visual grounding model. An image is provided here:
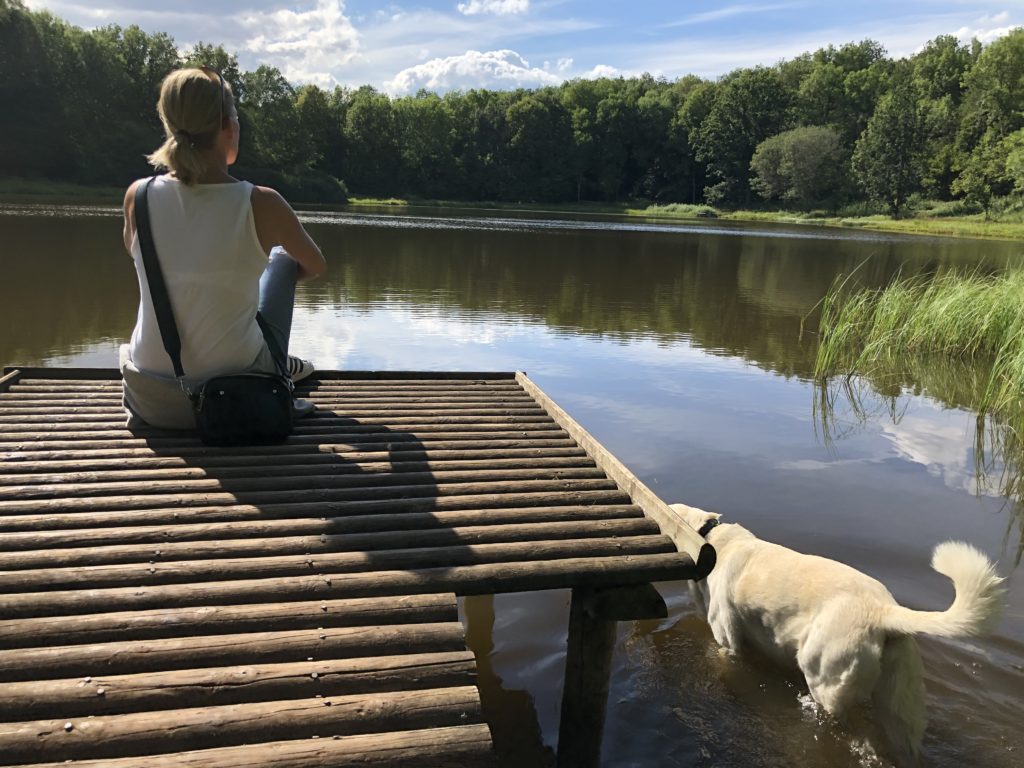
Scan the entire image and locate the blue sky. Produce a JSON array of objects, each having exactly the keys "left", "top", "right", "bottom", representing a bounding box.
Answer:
[{"left": 25, "top": 1, "right": 1023, "bottom": 94}]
